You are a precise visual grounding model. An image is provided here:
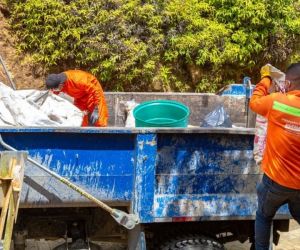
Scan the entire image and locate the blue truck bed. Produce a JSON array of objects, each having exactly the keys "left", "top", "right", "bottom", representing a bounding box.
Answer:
[{"left": 0, "top": 127, "right": 289, "bottom": 224}]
